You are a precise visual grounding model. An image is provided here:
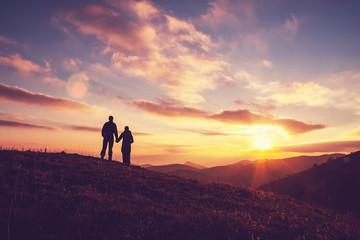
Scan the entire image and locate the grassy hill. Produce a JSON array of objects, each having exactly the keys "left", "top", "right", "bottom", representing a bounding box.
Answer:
[
  {"left": 147, "top": 154, "right": 344, "bottom": 187},
  {"left": 260, "top": 151, "right": 360, "bottom": 217},
  {"left": 1, "top": 150, "right": 359, "bottom": 239}
]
